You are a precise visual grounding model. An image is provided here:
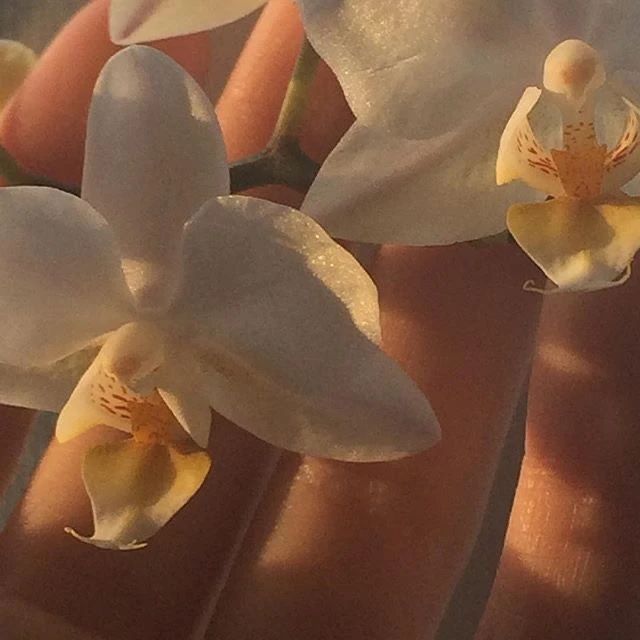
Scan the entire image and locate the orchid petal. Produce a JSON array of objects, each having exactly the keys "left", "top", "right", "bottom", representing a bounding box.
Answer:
[
  {"left": 170, "top": 196, "right": 438, "bottom": 461},
  {"left": 303, "top": 114, "right": 533, "bottom": 245},
  {"left": 56, "top": 323, "right": 212, "bottom": 447},
  {"left": 600, "top": 71, "right": 640, "bottom": 192},
  {"left": 0, "top": 187, "right": 133, "bottom": 368},
  {"left": 496, "top": 86, "right": 565, "bottom": 196},
  {"left": 0, "top": 347, "right": 96, "bottom": 413},
  {"left": 82, "top": 46, "right": 228, "bottom": 309},
  {"left": 157, "top": 352, "right": 212, "bottom": 449},
  {"left": 0, "top": 39, "right": 36, "bottom": 109},
  {"left": 110, "top": 0, "right": 266, "bottom": 45},
  {"left": 298, "top": 0, "right": 552, "bottom": 139},
  {"left": 56, "top": 346, "right": 136, "bottom": 443},
  {"left": 507, "top": 196, "right": 640, "bottom": 291},
  {"left": 66, "top": 440, "right": 211, "bottom": 550},
  {"left": 300, "top": 1, "right": 640, "bottom": 139},
  {"left": 157, "top": 387, "right": 211, "bottom": 450}
]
